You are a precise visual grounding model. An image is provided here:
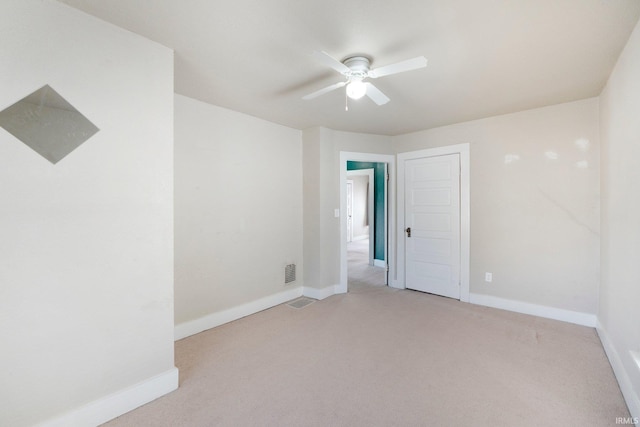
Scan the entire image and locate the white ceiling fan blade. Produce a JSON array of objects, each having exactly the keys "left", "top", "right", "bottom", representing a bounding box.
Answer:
[
  {"left": 312, "top": 51, "right": 351, "bottom": 74},
  {"left": 302, "top": 81, "right": 347, "bottom": 100},
  {"left": 368, "top": 56, "right": 427, "bottom": 79},
  {"left": 364, "top": 82, "right": 390, "bottom": 105}
]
